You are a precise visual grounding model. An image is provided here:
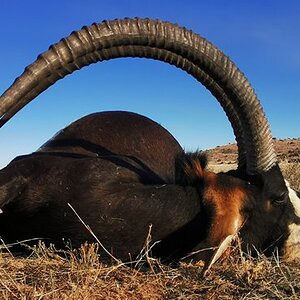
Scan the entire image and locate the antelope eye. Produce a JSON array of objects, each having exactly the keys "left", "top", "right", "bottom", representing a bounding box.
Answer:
[{"left": 271, "top": 192, "right": 289, "bottom": 206}]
